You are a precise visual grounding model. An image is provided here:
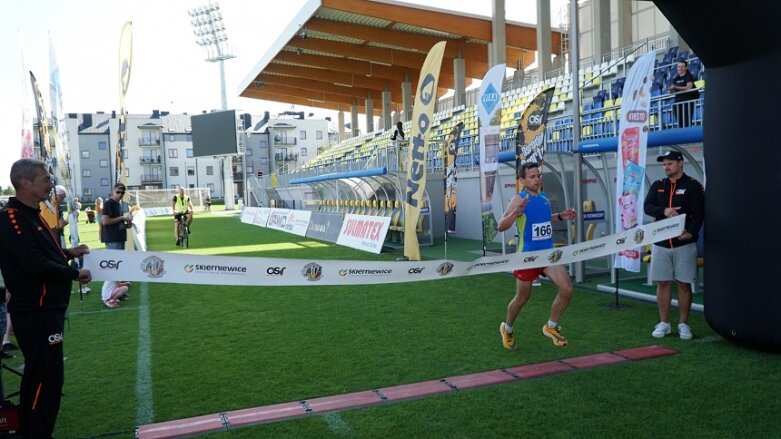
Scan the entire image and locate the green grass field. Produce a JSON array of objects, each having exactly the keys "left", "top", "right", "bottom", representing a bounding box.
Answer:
[{"left": 7, "top": 207, "right": 779, "bottom": 438}]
